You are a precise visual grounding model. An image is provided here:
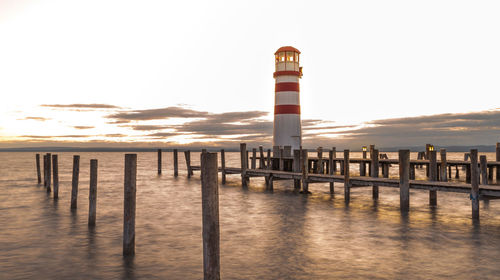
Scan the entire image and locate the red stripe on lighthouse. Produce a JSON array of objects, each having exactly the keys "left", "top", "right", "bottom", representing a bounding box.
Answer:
[
  {"left": 274, "top": 105, "right": 300, "bottom": 115},
  {"left": 275, "top": 82, "right": 299, "bottom": 92}
]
